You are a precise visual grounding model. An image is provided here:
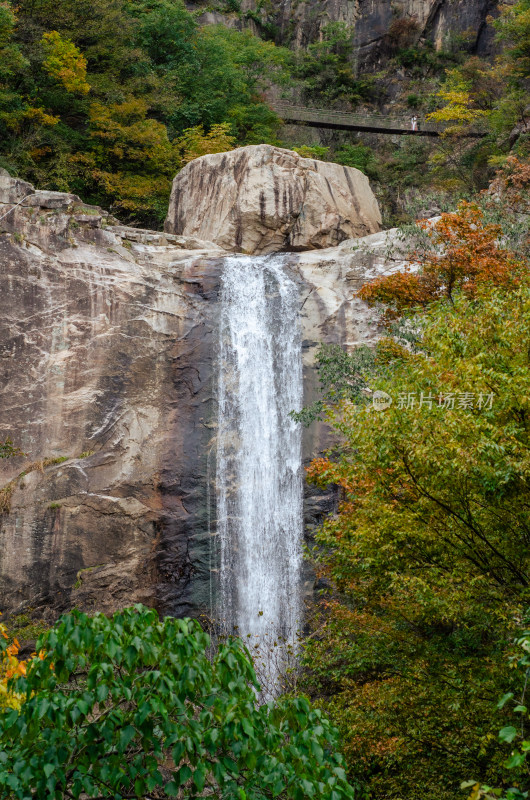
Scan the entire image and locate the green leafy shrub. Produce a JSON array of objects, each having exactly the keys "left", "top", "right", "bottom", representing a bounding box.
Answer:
[
  {"left": 0, "top": 605, "right": 356, "bottom": 800},
  {"left": 466, "top": 619, "right": 530, "bottom": 800},
  {"left": 292, "top": 144, "right": 330, "bottom": 160},
  {"left": 333, "top": 143, "right": 376, "bottom": 176}
]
